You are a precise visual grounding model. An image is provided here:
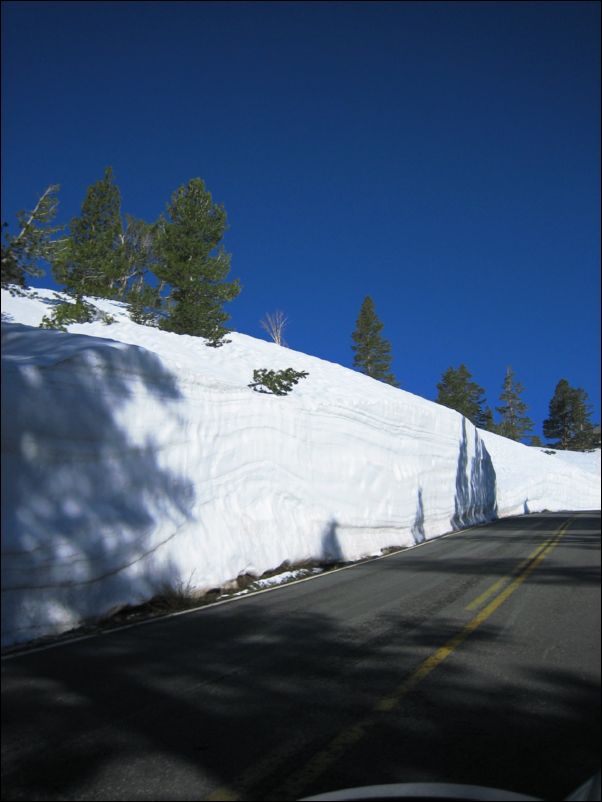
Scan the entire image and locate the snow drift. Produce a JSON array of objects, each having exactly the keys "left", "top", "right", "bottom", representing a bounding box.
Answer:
[{"left": 2, "top": 288, "right": 600, "bottom": 647}]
